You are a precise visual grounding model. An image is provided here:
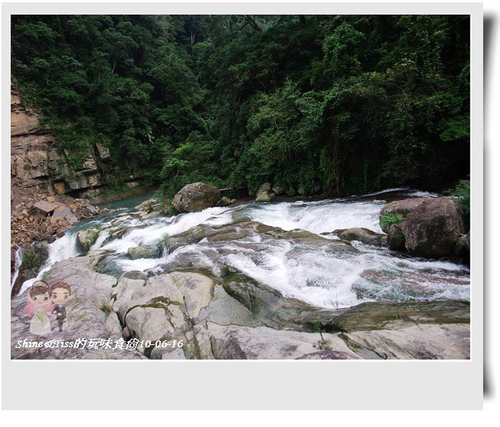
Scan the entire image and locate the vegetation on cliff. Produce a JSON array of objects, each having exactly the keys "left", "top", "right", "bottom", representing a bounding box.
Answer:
[{"left": 12, "top": 15, "right": 470, "bottom": 198}]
